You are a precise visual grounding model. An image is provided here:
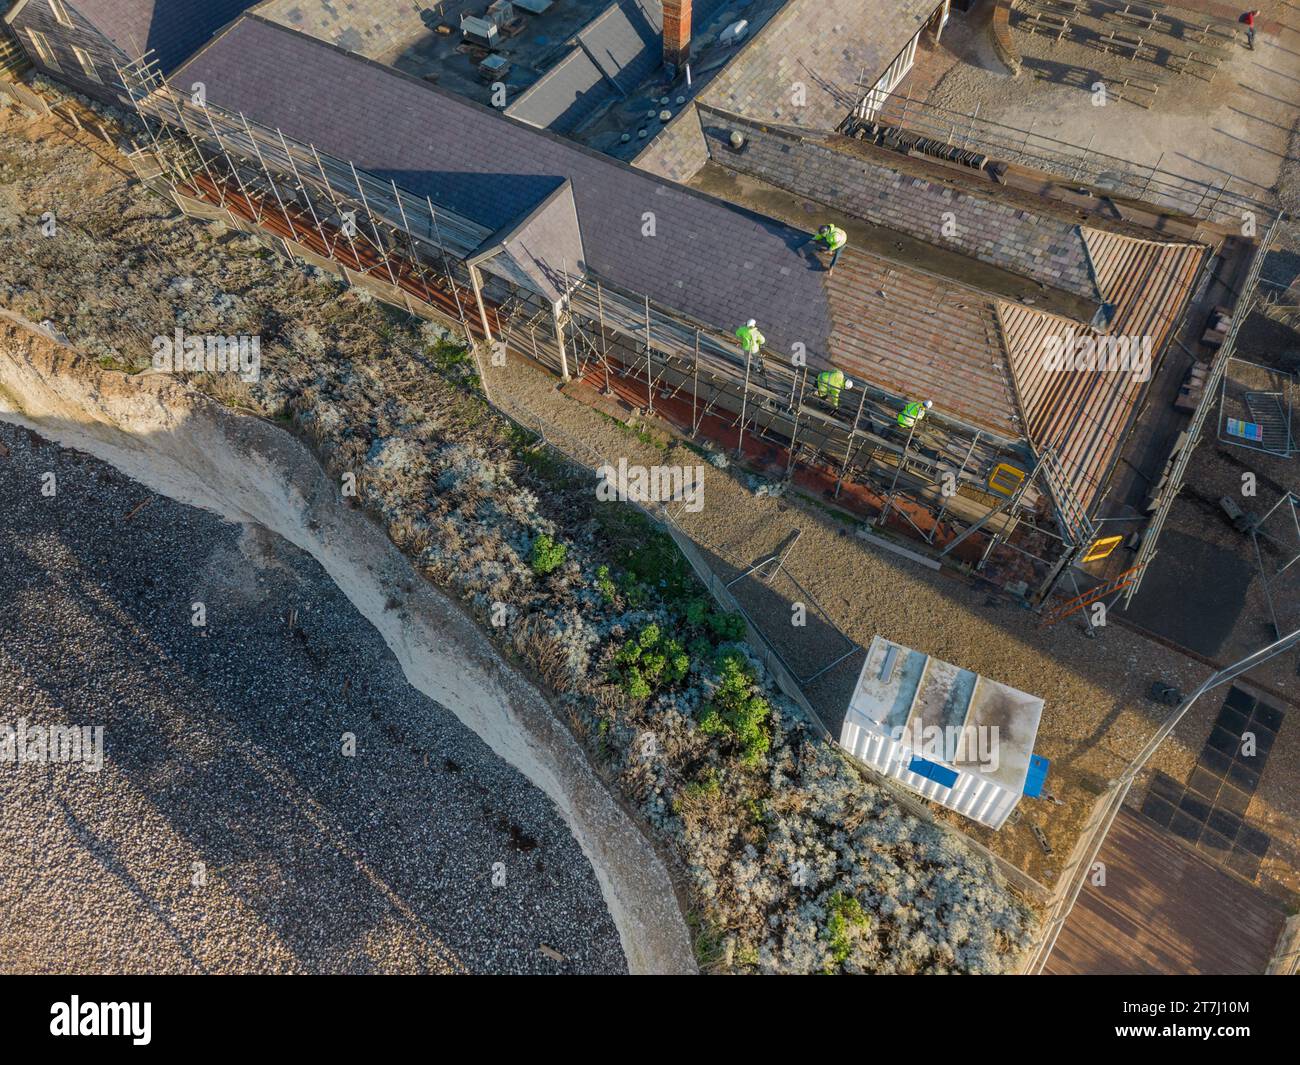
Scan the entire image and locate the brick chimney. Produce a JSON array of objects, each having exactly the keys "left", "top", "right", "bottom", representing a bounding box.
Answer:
[{"left": 663, "top": 0, "right": 691, "bottom": 73}]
